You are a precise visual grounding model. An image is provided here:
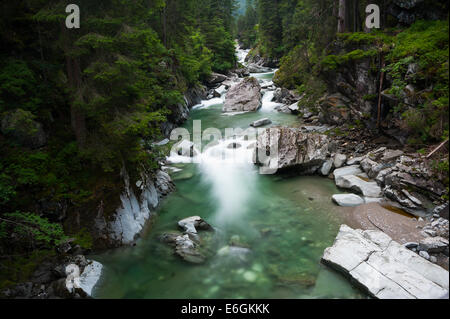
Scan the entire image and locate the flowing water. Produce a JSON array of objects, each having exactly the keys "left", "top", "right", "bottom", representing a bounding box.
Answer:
[{"left": 92, "top": 49, "right": 365, "bottom": 299}]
